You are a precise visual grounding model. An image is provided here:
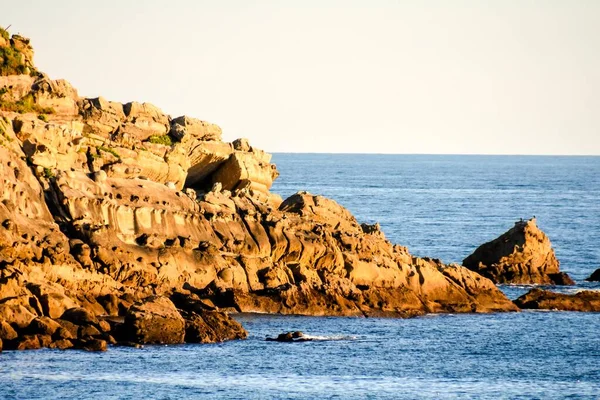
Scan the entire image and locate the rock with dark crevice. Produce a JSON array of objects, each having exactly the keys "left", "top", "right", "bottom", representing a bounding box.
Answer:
[
  {"left": 123, "top": 296, "right": 185, "bottom": 344},
  {"left": 0, "top": 318, "right": 18, "bottom": 341},
  {"left": 24, "top": 317, "right": 62, "bottom": 336},
  {"left": 13, "top": 335, "right": 42, "bottom": 350},
  {"left": 55, "top": 319, "right": 79, "bottom": 339},
  {"left": 60, "top": 307, "right": 98, "bottom": 326},
  {"left": 184, "top": 310, "right": 247, "bottom": 343}
]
